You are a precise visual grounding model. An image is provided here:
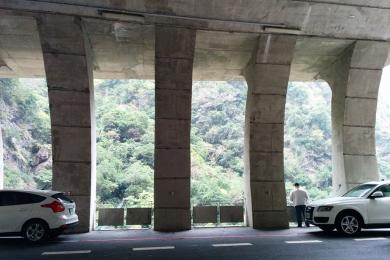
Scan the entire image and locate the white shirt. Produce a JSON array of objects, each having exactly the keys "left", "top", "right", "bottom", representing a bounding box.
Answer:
[{"left": 290, "top": 189, "right": 309, "bottom": 206}]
